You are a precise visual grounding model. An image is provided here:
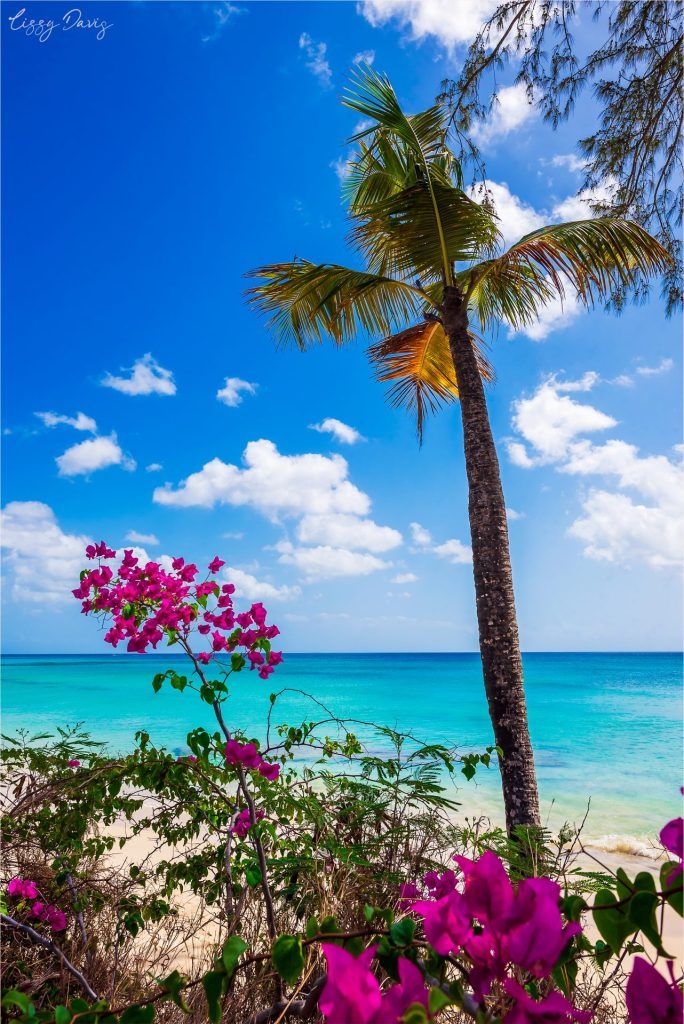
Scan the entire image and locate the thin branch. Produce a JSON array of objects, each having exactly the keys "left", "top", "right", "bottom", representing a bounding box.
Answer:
[{"left": 2, "top": 912, "right": 99, "bottom": 1001}]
